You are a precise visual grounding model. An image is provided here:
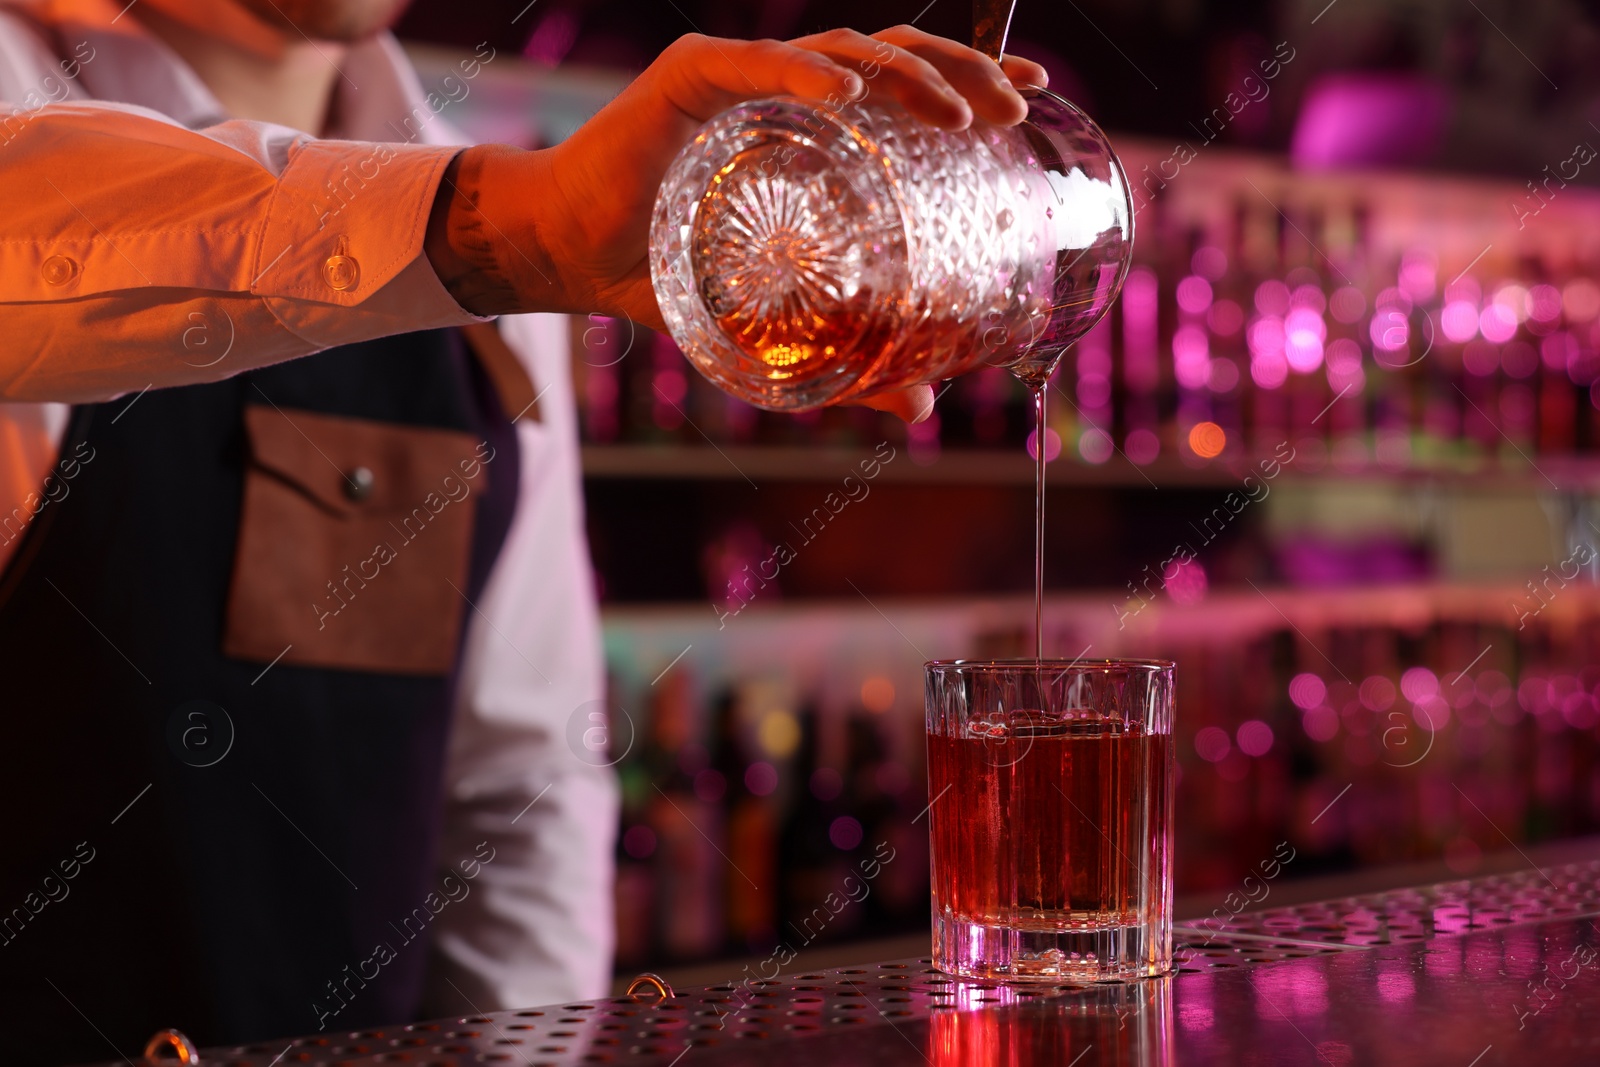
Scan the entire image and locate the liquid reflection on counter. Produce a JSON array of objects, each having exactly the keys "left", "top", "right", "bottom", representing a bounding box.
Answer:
[{"left": 926, "top": 976, "right": 1173, "bottom": 1066}]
